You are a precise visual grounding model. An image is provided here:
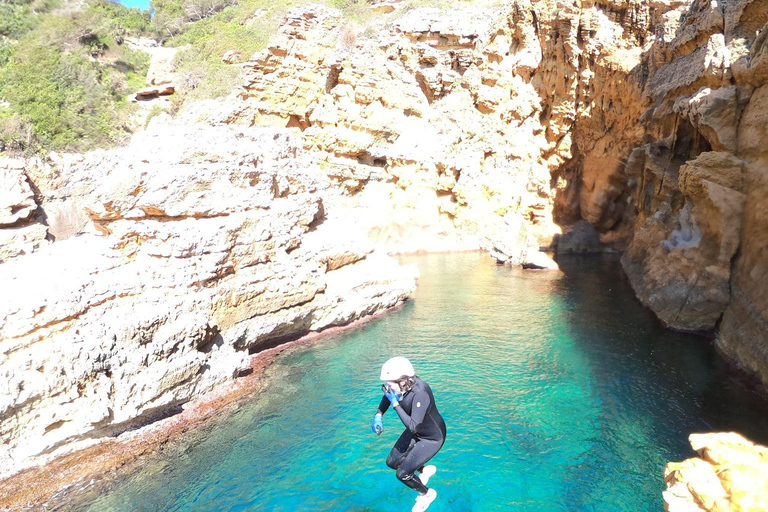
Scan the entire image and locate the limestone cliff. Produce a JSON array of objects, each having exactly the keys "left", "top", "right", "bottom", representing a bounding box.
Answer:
[
  {"left": 614, "top": 0, "right": 768, "bottom": 390},
  {"left": 217, "top": 0, "right": 661, "bottom": 269},
  {"left": 0, "top": 125, "right": 416, "bottom": 479},
  {"left": 196, "top": 0, "right": 768, "bottom": 386}
]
